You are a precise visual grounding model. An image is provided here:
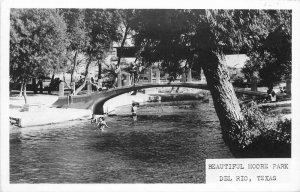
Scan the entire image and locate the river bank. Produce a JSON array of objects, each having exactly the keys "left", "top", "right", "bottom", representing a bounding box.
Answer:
[
  {"left": 9, "top": 94, "right": 91, "bottom": 128},
  {"left": 226, "top": 98, "right": 292, "bottom": 157},
  {"left": 9, "top": 89, "right": 206, "bottom": 128},
  {"left": 9, "top": 93, "right": 148, "bottom": 128}
]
